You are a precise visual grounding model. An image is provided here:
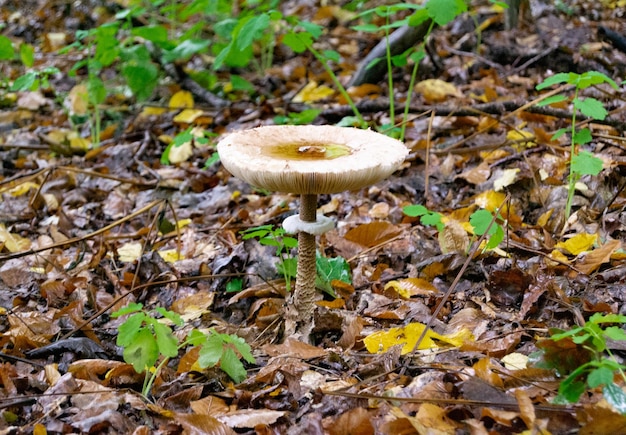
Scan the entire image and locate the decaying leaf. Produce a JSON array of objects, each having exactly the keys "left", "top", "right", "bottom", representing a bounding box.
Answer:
[{"left": 364, "top": 322, "right": 473, "bottom": 355}]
